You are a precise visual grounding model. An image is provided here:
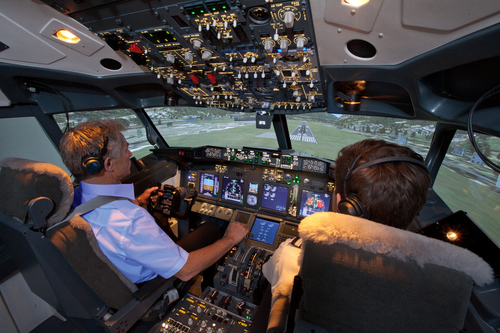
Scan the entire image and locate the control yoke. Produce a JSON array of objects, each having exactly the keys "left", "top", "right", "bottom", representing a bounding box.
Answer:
[{"left": 148, "top": 182, "right": 197, "bottom": 220}]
